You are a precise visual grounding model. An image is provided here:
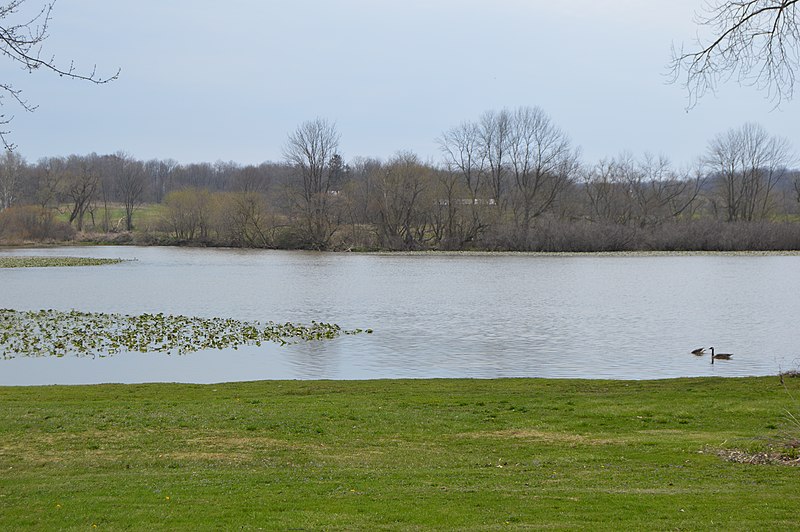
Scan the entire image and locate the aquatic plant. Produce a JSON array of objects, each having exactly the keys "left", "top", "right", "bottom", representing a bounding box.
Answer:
[
  {"left": 0, "top": 309, "right": 371, "bottom": 359},
  {"left": 0, "top": 257, "right": 125, "bottom": 268}
]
